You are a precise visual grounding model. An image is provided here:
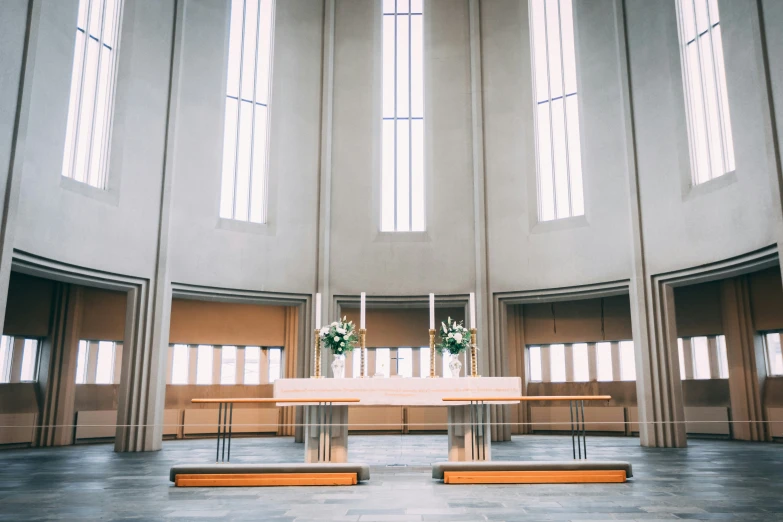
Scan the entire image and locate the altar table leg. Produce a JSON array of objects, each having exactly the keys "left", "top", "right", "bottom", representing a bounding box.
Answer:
[
  {"left": 447, "top": 403, "right": 491, "bottom": 462},
  {"left": 304, "top": 404, "right": 348, "bottom": 463}
]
